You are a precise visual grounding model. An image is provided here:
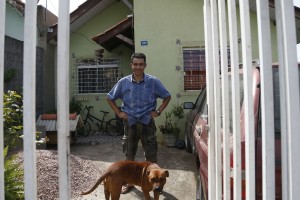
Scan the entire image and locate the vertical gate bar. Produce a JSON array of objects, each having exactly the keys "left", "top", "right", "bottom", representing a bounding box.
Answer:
[
  {"left": 210, "top": 0, "right": 222, "bottom": 199},
  {"left": 279, "top": 0, "right": 300, "bottom": 199},
  {"left": 23, "top": 0, "right": 37, "bottom": 199},
  {"left": 274, "top": 0, "right": 288, "bottom": 199},
  {"left": 218, "top": 0, "right": 230, "bottom": 199},
  {"left": 227, "top": 0, "right": 241, "bottom": 199},
  {"left": 256, "top": 0, "right": 275, "bottom": 199},
  {"left": 0, "top": 1, "right": 5, "bottom": 199},
  {"left": 57, "top": 1, "right": 71, "bottom": 199},
  {"left": 204, "top": 0, "right": 216, "bottom": 199},
  {"left": 238, "top": 0, "right": 255, "bottom": 199}
]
